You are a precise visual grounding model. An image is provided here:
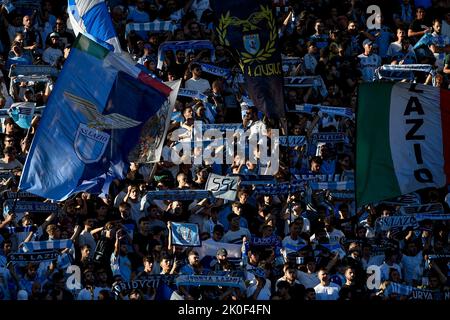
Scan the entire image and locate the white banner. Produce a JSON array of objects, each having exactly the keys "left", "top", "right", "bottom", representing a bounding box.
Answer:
[{"left": 205, "top": 173, "right": 239, "bottom": 201}]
